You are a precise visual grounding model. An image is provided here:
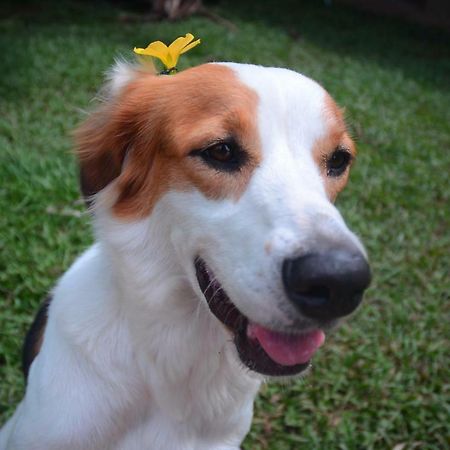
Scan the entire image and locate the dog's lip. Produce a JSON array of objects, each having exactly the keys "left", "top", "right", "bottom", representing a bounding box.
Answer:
[{"left": 194, "top": 257, "right": 325, "bottom": 376}]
